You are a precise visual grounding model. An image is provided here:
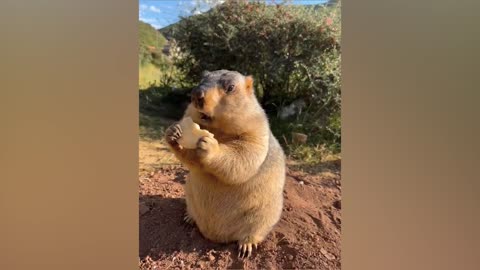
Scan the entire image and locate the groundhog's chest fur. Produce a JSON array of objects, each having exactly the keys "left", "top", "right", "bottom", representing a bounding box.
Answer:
[{"left": 184, "top": 132, "right": 285, "bottom": 243}]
